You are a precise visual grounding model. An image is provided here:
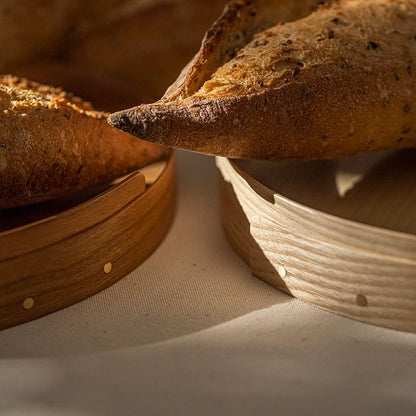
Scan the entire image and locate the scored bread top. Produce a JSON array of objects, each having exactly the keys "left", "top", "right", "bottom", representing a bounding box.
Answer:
[
  {"left": 196, "top": 0, "right": 415, "bottom": 99},
  {"left": 163, "top": 0, "right": 330, "bottom": 101},
  {"left": 0, "top": 75, "right": 166, "bottom": 209},
  {"left": 109, "top": 0, "right": 416, "bottom": 160}
]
